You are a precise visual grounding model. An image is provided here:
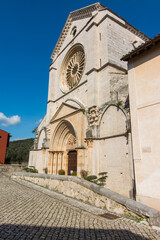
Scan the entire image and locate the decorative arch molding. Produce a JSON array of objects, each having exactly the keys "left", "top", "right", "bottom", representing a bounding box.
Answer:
[
  {"left": 99, "top": 104, "right": 130, "bottom": 138},
  {"left": 36, "top": 127, "right": 48, "bottom": 150},
  {"left": 38, "top": 127, "right": 47, "bottom": 138},
  {"left": 99, "top": 104, "right": 129, "bottom": 128},
  {"left": 50, "top": 120, "right": 77, "bottom": 151},
  {"left": 65, "top": 98, "right": 89, "bottom": 126},
  {"left": 65, "top": 98, "right": 85, "bottom": 109}
]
